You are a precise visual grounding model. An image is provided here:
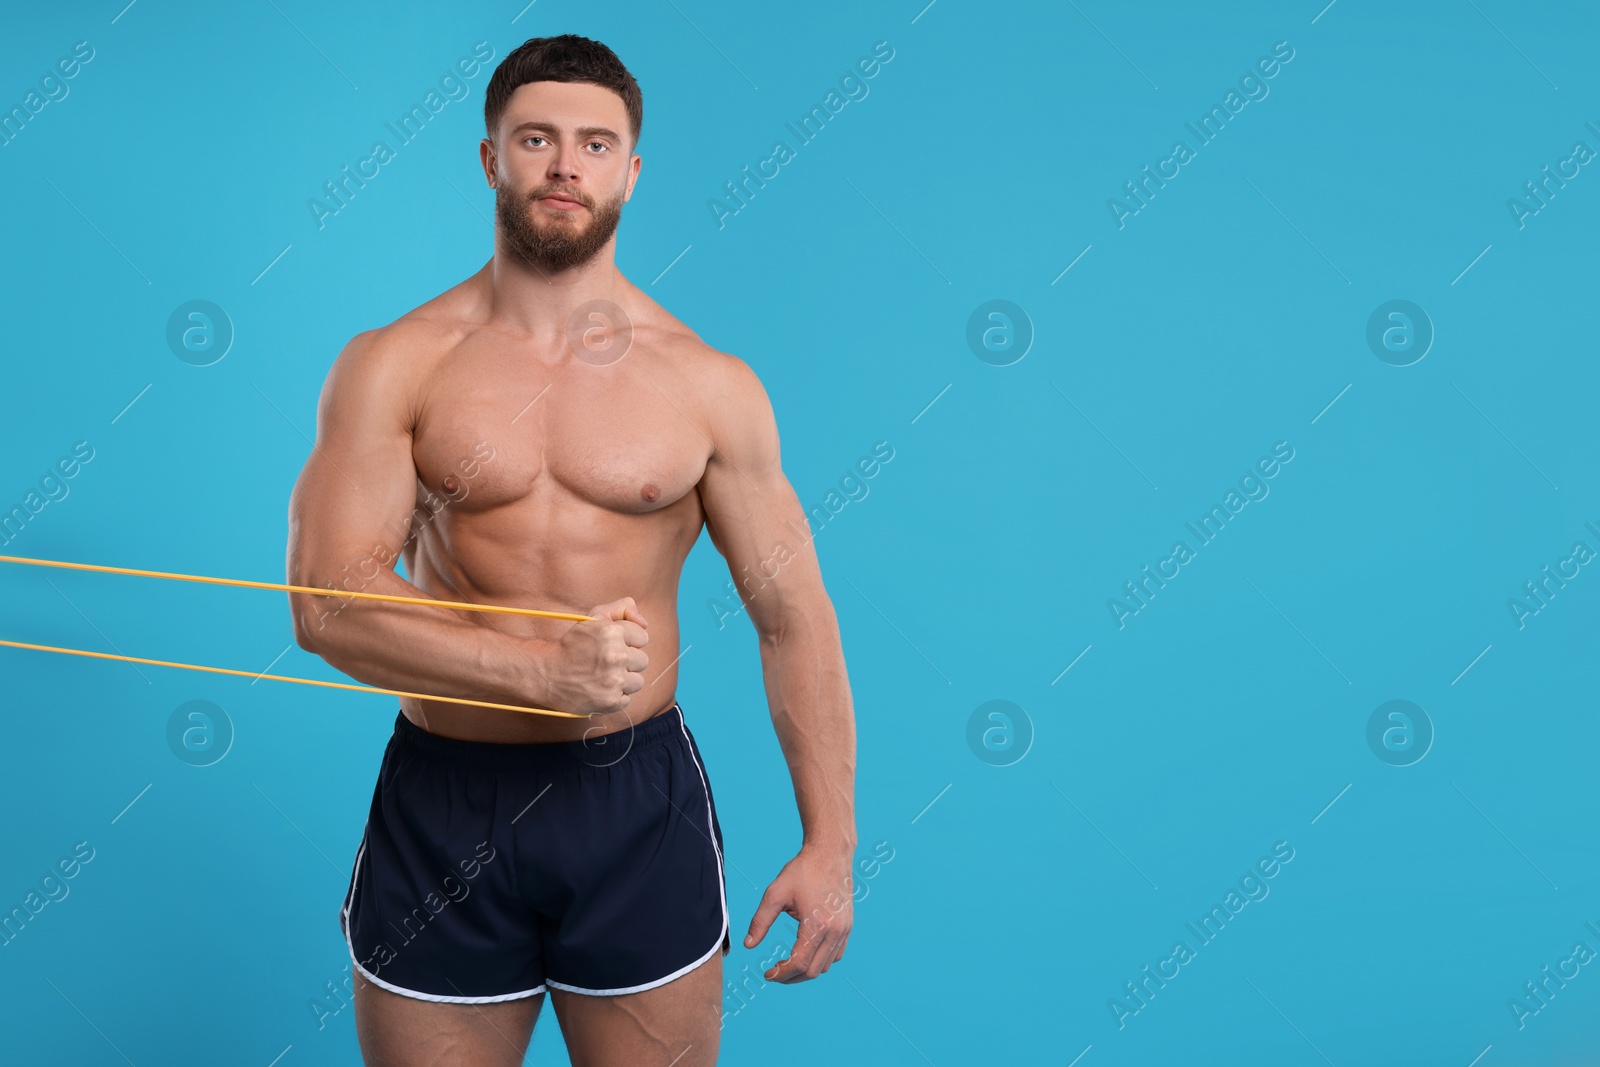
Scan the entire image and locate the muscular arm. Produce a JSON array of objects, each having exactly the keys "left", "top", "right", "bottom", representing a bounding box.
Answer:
[
  {"left": 285, "top": 329, "right": 557, "bottom": 712},
  {"left": 697, "top": 355, "right": 857, "bottom": 981}
]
